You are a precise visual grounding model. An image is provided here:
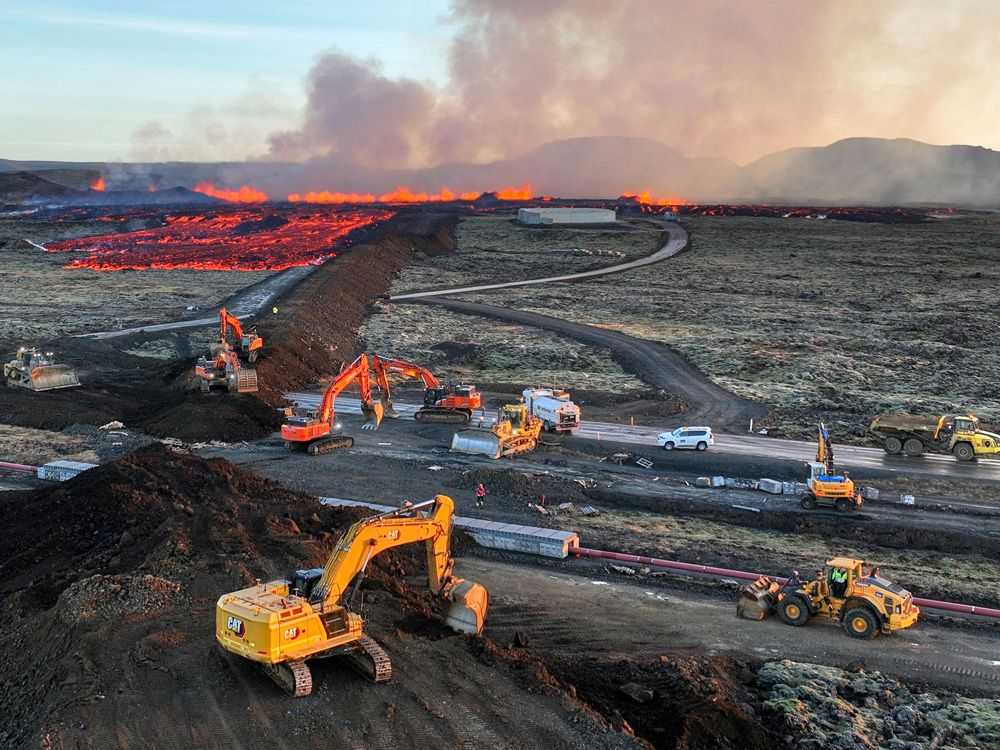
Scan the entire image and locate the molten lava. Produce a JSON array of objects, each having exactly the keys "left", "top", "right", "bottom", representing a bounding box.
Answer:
[
  {"left": 285, "top": 185, "right": 536, "bottom": 204},
  {"left": 495, "top": 183, "right": 533, "bottom": 200},
  {"left": 621, "top": 190, "right": 689, "bottom": 206},
  {"left": 44, "top": 206, "right": 392, "bottom": 271},
  {"left": 90, "top": 176, "right": 106, "bottom": 191},
  {"left": 193, "top": 182, "right": 268, "bottom": 203}
]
